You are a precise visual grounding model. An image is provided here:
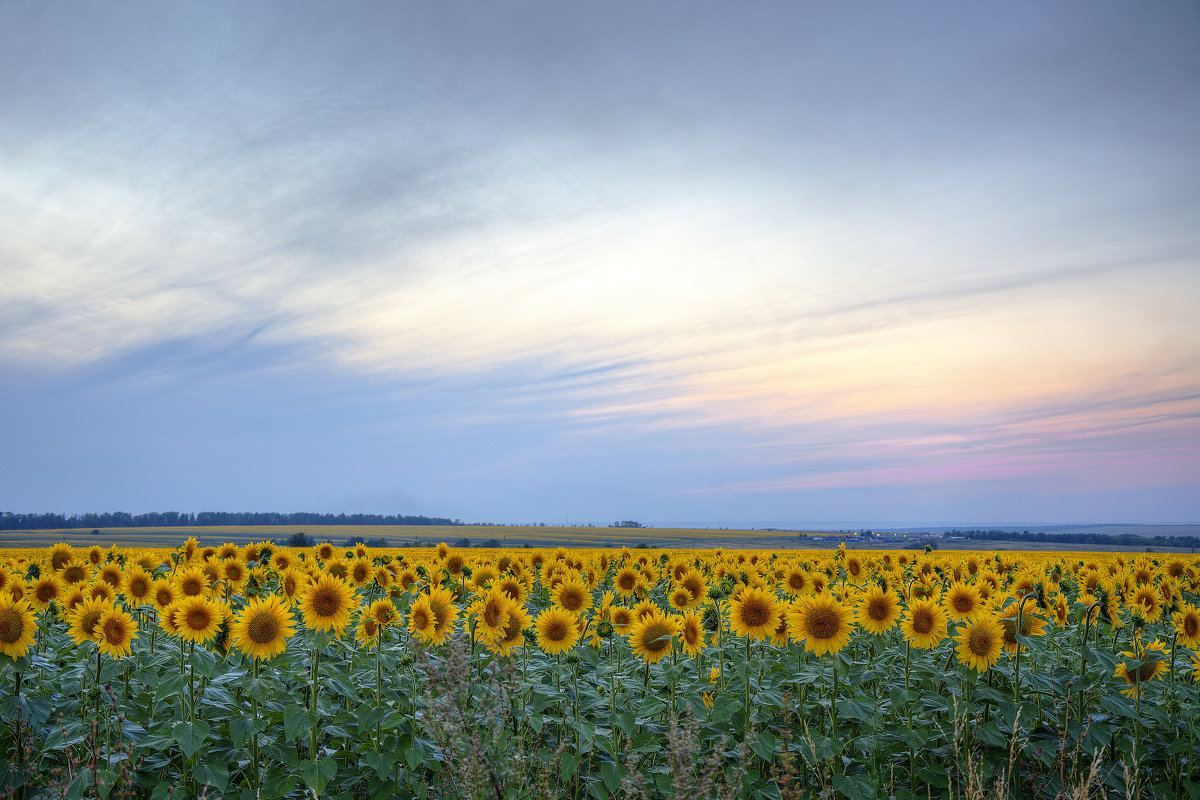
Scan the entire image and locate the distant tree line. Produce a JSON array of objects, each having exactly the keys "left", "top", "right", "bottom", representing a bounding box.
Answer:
[
  {"left": 0, "top": 510, "right": 460, "bottom": 531},
  {"left": 954, "top": 529, "right": 1200, "bottom": 549}
]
